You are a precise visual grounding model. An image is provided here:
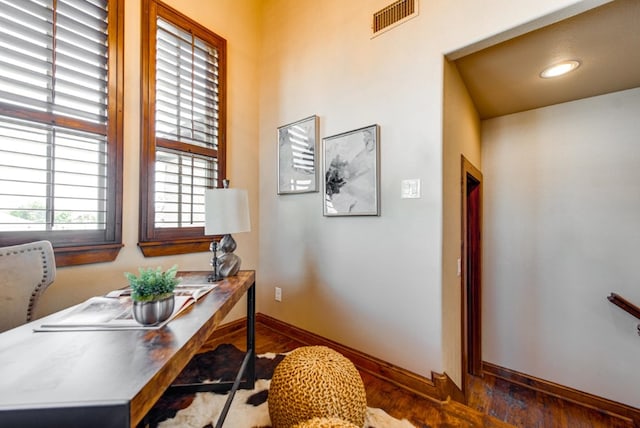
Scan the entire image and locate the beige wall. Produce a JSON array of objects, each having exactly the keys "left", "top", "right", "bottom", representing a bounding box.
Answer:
[
  {"left": 257, "top": 0, "right": 589, "bottom": 377},
  {"left": 482, "top": 87, "right": 640, "bottom": 408},
  {"left": 36, "top": 0, "right": 262, "bottom": 323},
  {"left": 441, "top": 59, "right": 481, "bottom": 387}
]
